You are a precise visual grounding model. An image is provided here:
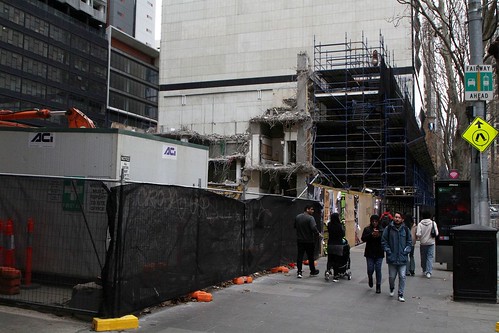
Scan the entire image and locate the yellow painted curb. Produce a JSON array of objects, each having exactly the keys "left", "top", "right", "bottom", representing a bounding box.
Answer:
[{"left": 93, "top": 315, "right": 139, "bottom": 331}]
